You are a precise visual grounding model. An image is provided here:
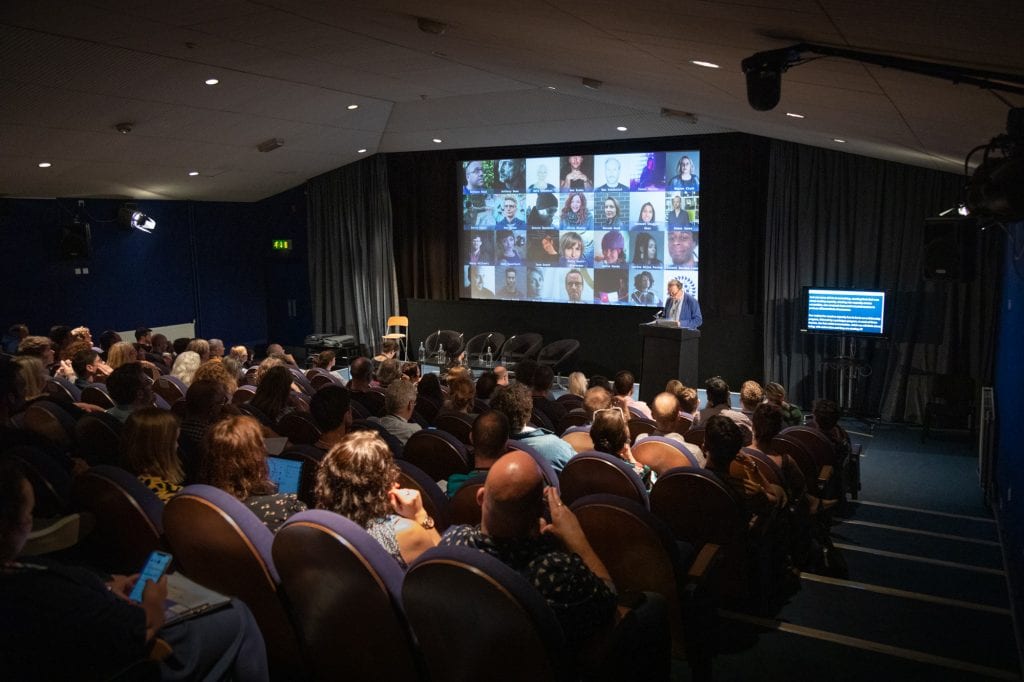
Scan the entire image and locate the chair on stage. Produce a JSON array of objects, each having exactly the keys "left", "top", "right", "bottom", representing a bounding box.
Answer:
[
  {"left": 465, "top": 331, "right": 506, "bottom": 363},
  {"left": 384, "top": 315, "right": 410, "bottom": 361},
  {"left": 499, "top": 333, "right": 543, "bottom": 369},
  {"left": 536, "top": 339, "right": 580, "bottom": 386},
  {"left": 424, "top": 330, "right": 465, "bottom": 364}
]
